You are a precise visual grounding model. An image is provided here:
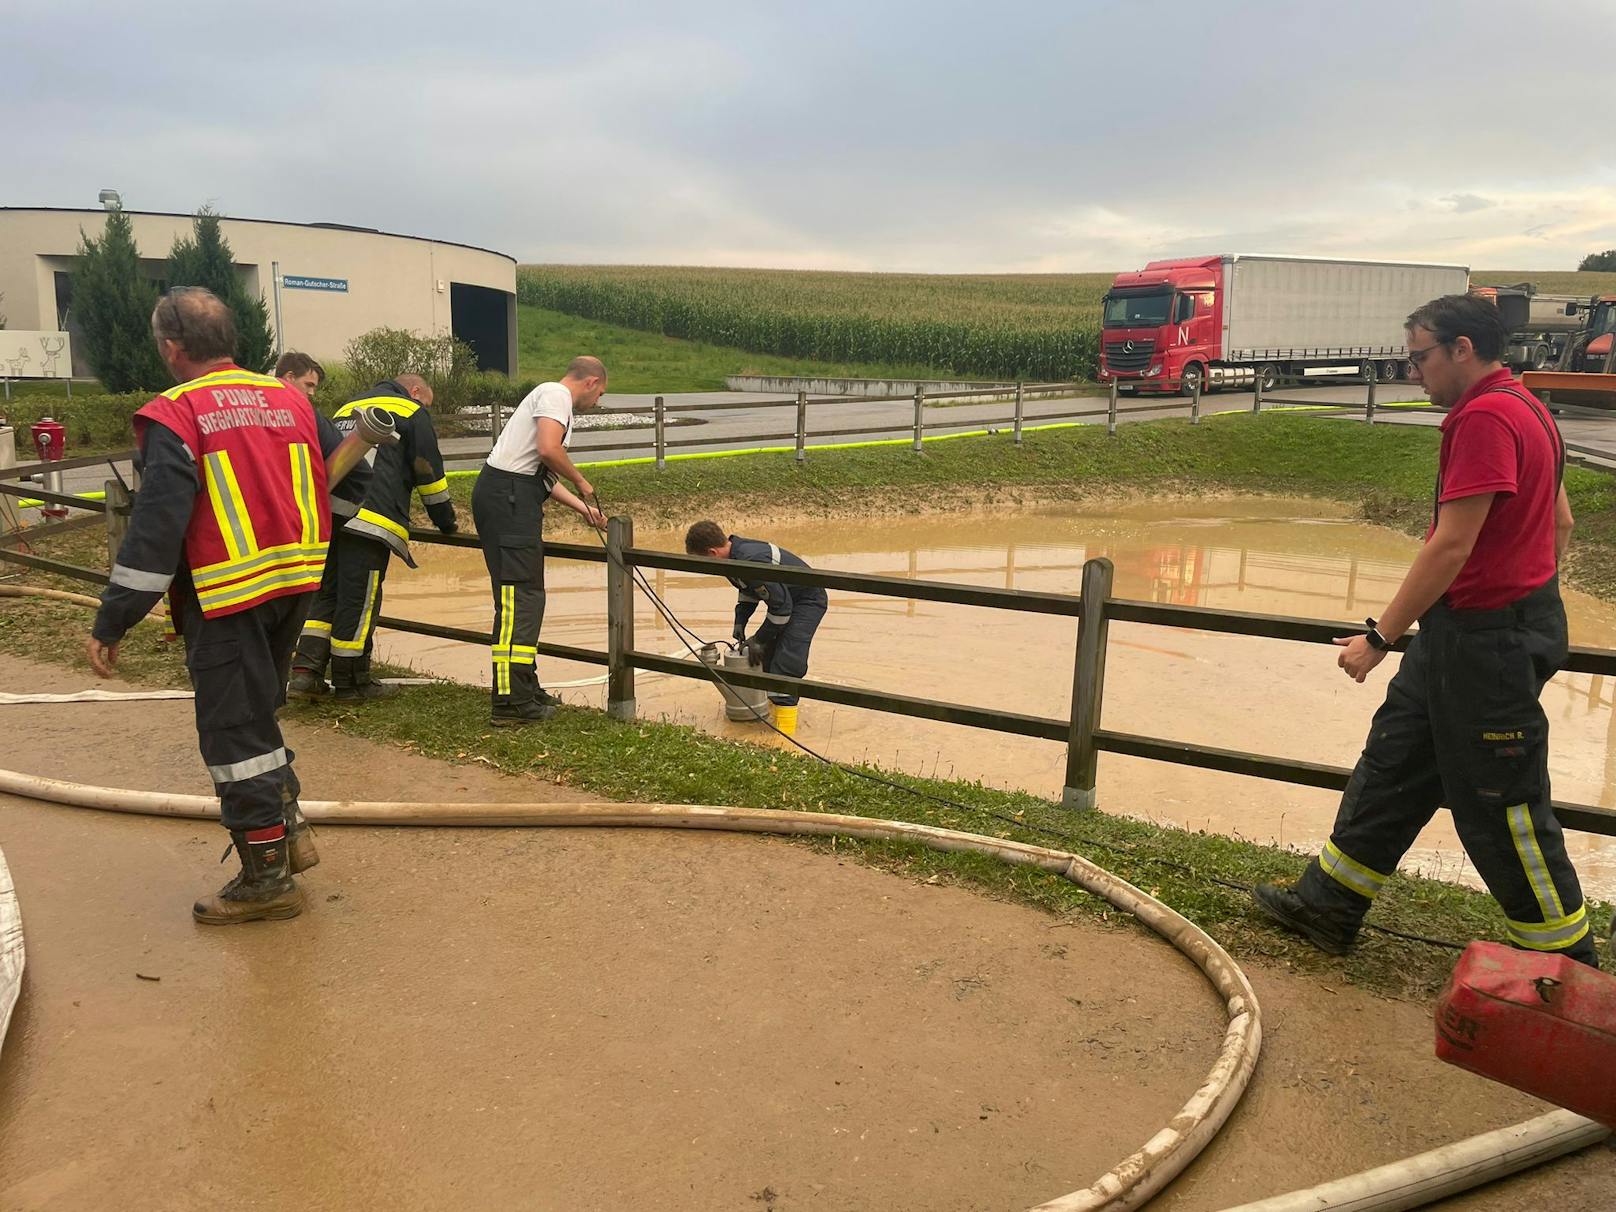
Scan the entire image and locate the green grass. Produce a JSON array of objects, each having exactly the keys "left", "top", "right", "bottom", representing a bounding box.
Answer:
[
  {"left": 6, "top": 412, "right": 1613, "bottom": 997},
  {"left": 1471, "top": 270, "right": 1616, "bottom": 296},
  {"left": 518, "top": 304, "right": 960, "bottom": 393}
]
